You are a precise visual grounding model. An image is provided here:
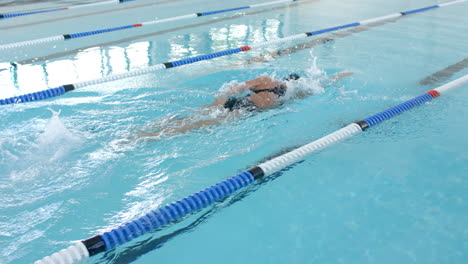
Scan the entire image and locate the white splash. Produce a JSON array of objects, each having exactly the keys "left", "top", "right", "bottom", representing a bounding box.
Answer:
[
  {"left": 281, "top": 50, "right": 327, "bottom": 101},
  {"left": 9, "top": 109, "right": 84, "bottom": 182},
  {"left": 35, "top": 109, "right": 83, "bottom": 162}
]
